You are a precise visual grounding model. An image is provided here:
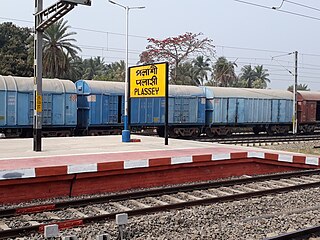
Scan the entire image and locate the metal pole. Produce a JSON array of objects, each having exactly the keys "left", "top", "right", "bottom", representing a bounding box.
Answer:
[
  {"left": 293, "top": 51, "right": 298, "bottom": 134},
  {"left": 108, "top": 1, "right": 144, "bottom": 142},
  {"left": 34, "top": 0, "right": 43, "bottom": 151},
  {"left": 122, "top": 6, "right": 130, "bottom": 142},
  {"left": 165, "top": 62, "right": 169, "bottom": 145}
]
